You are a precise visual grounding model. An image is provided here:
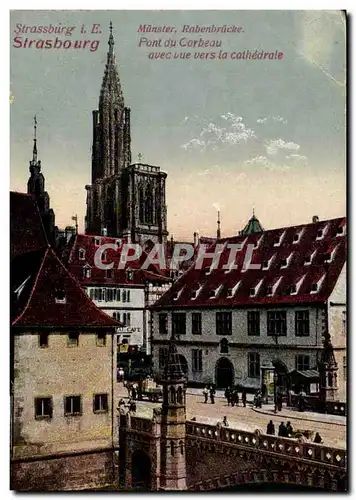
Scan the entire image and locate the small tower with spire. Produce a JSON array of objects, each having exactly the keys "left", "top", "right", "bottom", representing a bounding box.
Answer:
[
  {"left": 27, "top": 116, "right": 55, "bottom": 244},
  {"left": 159, "top": 336, "right": 187, "bottom": 490}
]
